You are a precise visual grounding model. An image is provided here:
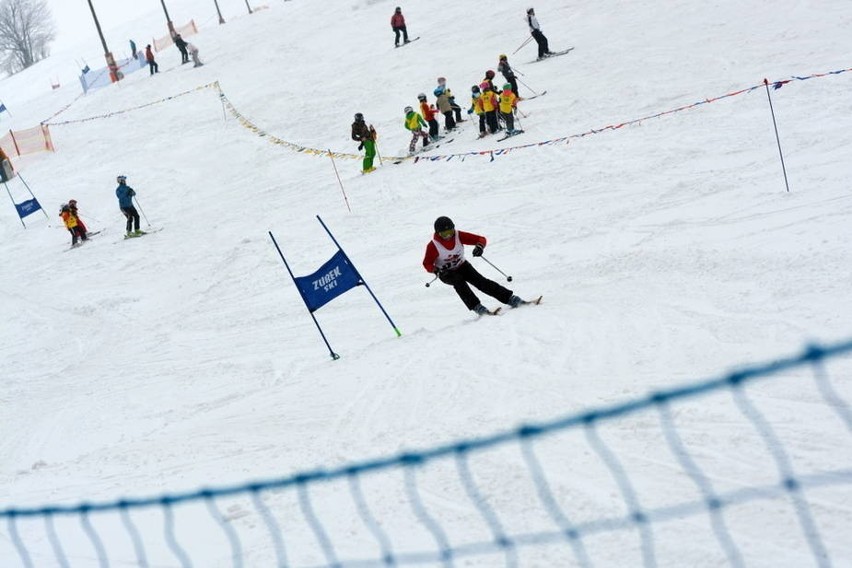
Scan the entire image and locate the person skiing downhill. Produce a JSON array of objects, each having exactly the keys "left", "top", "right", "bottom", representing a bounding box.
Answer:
[
  {"left": 60, "top": 204, "right": 88, "bottom": 247},
  {"left": 351, "top": 112, "right": 377, "bottom": 173},
  {"left": 115, "top": 175, "right": 142, "bottom": 237},
  {"left": 404, "top": 106, "right": 430, "bottom": 154},
  {"left": 67, "top": 199, "right": 88, "bottom": 235},
  {"left": 391, "top": 7, "right": 410, "bottom": 47},
  {"left": 423, "top": 216, "right": 526, "bottom": 315},
  {"left": 527, "top": 8, "right": 554, "bottom": 60}
]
